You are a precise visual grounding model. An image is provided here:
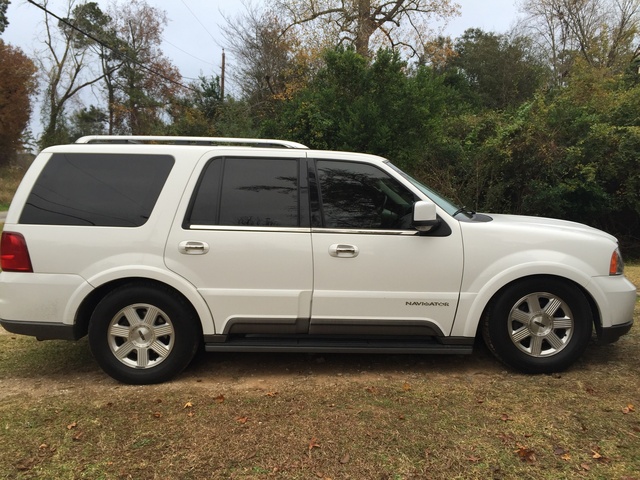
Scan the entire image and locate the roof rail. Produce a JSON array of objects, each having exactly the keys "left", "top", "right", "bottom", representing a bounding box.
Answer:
[{"left": 75, "top": 135, "right": 309, "bottom": 149}]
